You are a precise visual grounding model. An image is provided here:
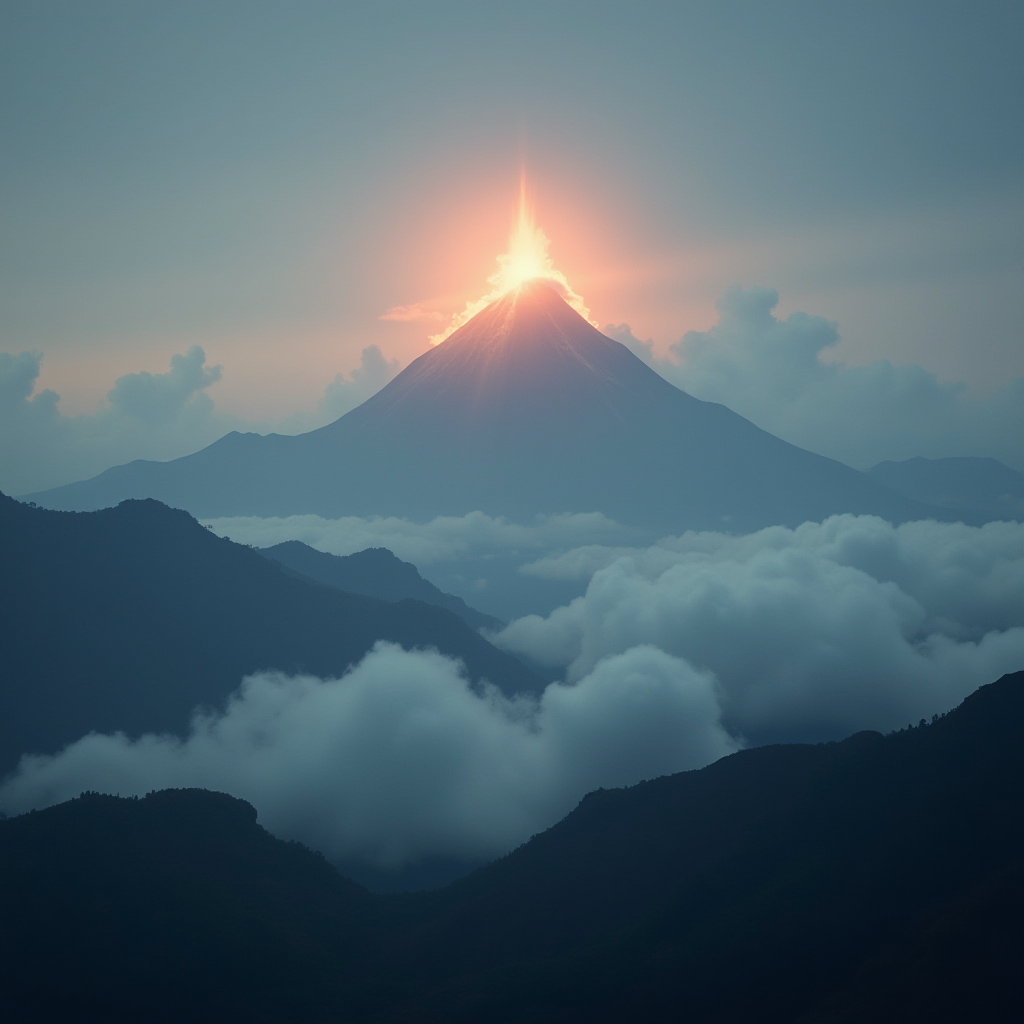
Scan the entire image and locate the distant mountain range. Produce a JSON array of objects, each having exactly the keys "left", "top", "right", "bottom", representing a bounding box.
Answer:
[
  {"left": 25, "top": 281, "right": 943, "bottom": 532},
  {"left": 259, "top": 541, "right": 502, "bottom": 631},
  {"left": 0, "top": 493, "right": 537, "bottom": 774},
  {"left": 2, "top": 670, "right": 1020, "bottom": 1022},
  {"left": 868, "top": 456, "right": 1024, "bottom": 522}
]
